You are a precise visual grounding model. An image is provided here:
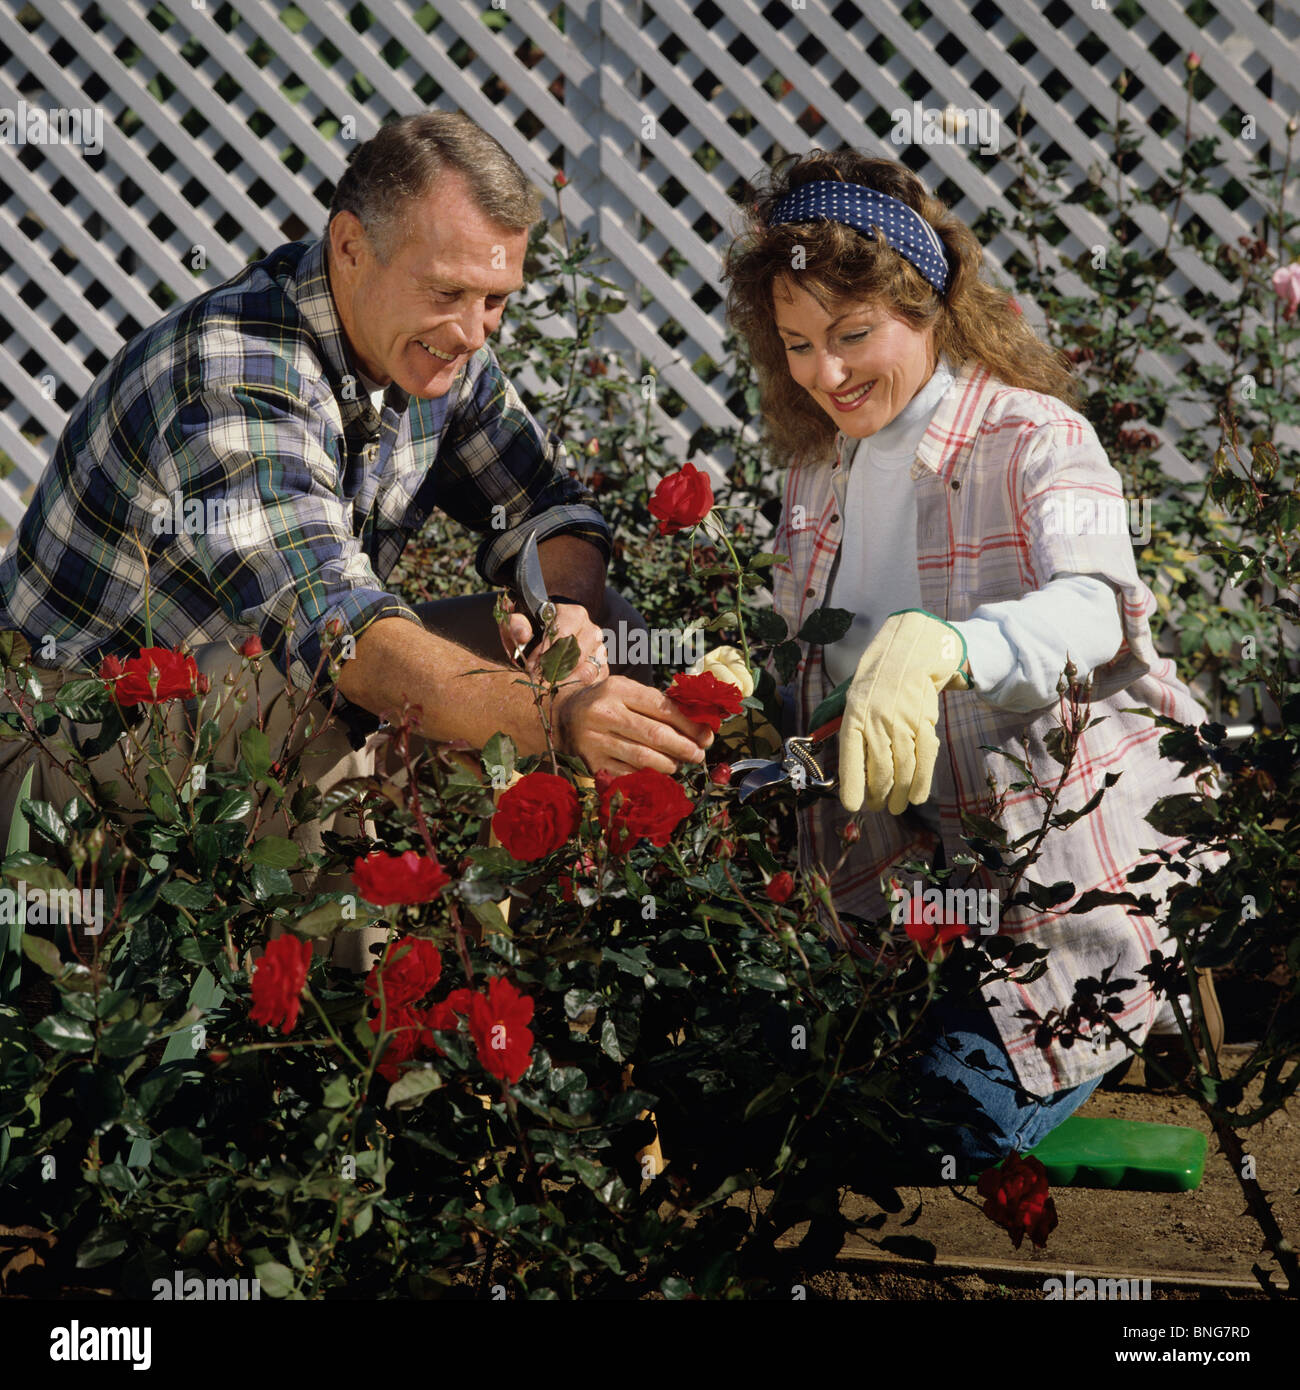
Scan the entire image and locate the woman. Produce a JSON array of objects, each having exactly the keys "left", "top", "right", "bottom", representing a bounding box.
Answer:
[{"left": 721, "top": 149, "right": 1222, "bottom": 1165}]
